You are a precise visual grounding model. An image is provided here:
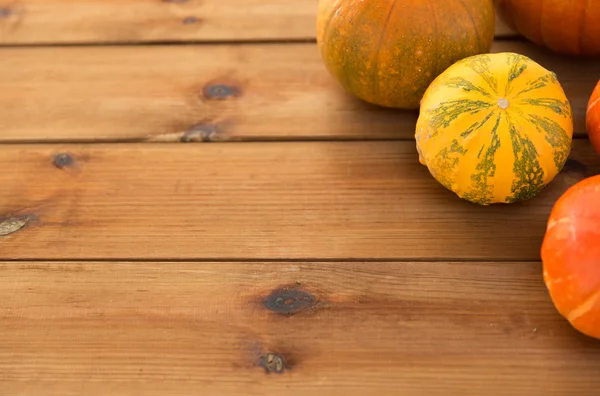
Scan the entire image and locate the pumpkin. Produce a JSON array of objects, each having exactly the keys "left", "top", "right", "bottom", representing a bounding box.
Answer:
[
  {"left": 316, "top": 0, "right": 495, "bottom": 109},
  {"left": 541, "top": 174, "right": 600, "bottom": 340},
  {"left": 494, "top": 0, "right": 600, "bottom": 57},
  {"left": 588, "top": 81, "right": 600, "bottom": 155},
  {"left": 415, "top": 52, "right": 574, "bottom": 205}
]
